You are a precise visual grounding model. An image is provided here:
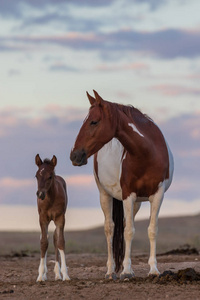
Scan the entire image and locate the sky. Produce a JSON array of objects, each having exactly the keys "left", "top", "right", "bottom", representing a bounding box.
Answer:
[{"left": 0, "top": 0, "right": 200, "bottom": 215}]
